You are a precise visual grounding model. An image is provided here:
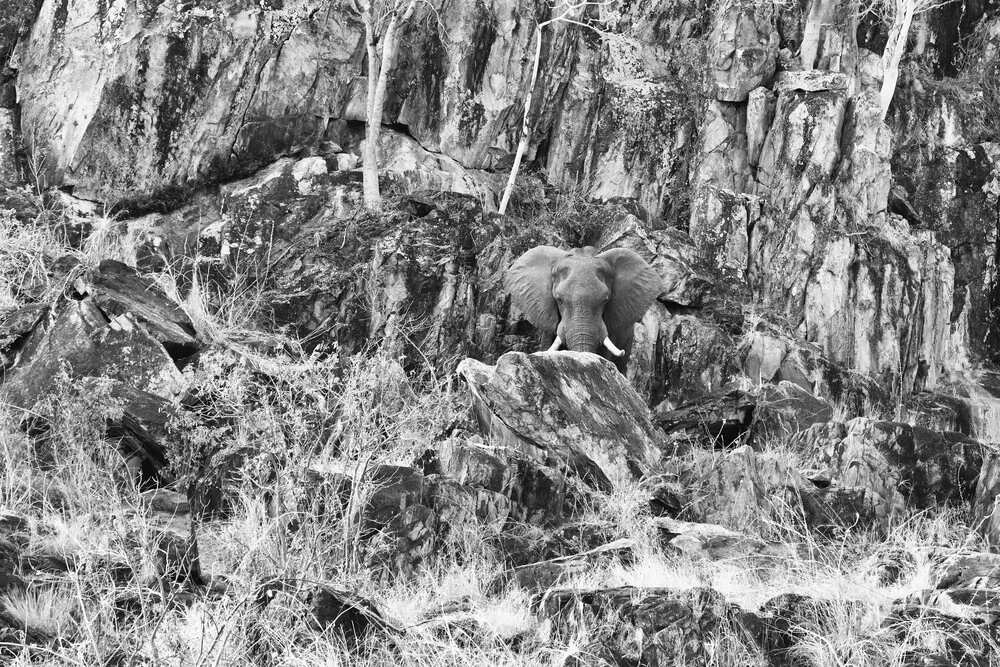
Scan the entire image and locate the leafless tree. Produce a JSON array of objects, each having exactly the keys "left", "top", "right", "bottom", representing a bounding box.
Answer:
[{"left": 351, "top": 0, "right": 421, "bottom": 212}]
